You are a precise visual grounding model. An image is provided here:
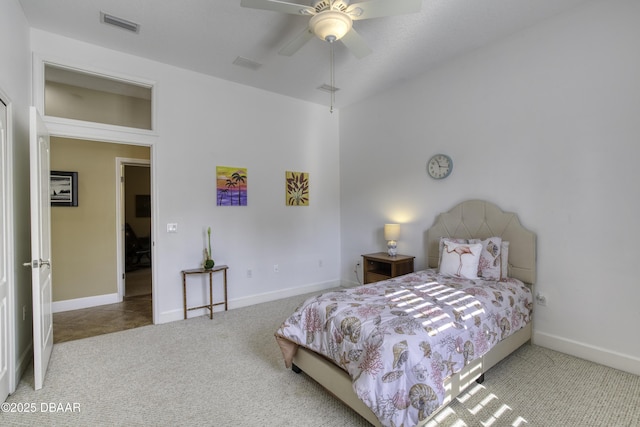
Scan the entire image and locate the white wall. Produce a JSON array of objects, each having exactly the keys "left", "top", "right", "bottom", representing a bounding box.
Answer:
[
  {"left": 19, "top": 0, "right": 639, "bottom": 378},
  {"left": 340, "top": 0, "right": 640, "bottom": 375},
  {"left": 0, "top": 0, "right": 33, "bottom": 390},
  {"left": 30, "top": 29, "right": 341, "bottom": 323}
]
